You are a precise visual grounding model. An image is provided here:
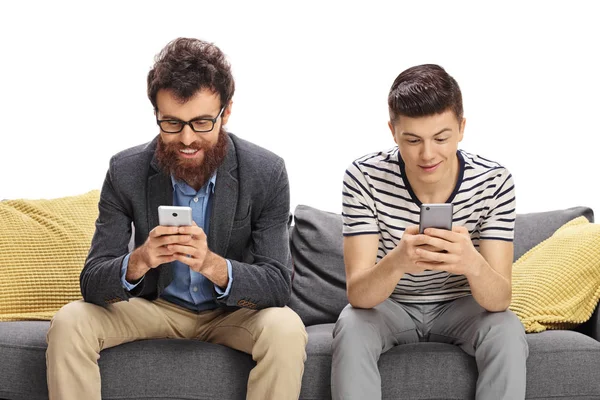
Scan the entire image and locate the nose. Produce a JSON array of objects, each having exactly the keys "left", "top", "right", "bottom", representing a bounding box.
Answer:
[
  {"left": 179, "top": 124, "right": 197, "bottom": 146},
  {"left": 420, "top": 140, "right": 434, "bottom": 161}
]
